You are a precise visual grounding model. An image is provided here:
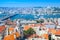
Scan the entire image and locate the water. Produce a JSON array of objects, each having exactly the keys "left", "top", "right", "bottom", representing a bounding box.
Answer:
[
  {"left": 10, "top": 13, "right": 60, "bottom": 20},
  {"left": 0, "top": 13, "right": 11, "bottom": 19},
  {"left": 0, "top": 14, "right": 7, "bottom": 18},
  {"left": 0, "top": 13, "right": 60, "bottom": 20},
  {"left": 10, "top": 14, "right": 35, "bottom": 20}
]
